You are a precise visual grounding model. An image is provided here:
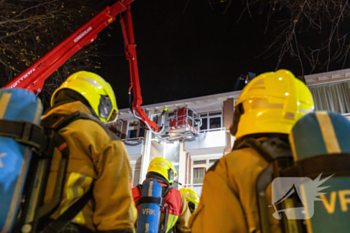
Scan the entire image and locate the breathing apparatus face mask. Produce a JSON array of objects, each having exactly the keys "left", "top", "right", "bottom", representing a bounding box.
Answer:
[
  {"left": 98, "top": 95, "right": 113, "bottom": 120},
  {"left": 98, "top": 95, "right": 119, "bottom": 127},
  {"left": 168, "top": 168, "right": 175, "bottom": 183},
  {"left": 188, "top": 202, "right": 196, "bottom": 213}
]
